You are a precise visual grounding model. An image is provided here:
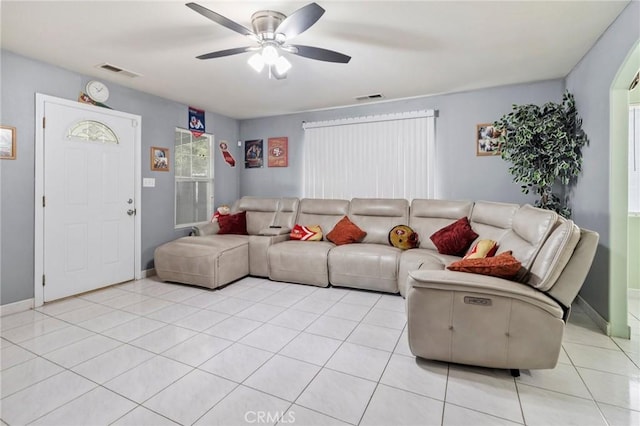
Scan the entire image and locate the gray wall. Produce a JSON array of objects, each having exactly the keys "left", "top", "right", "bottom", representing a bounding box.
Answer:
[
  {"left": 565, "top": 0, "right": 640, "bottom": 320},
  {"left": 239, "top": 80, "right": 565, "bottom": 203},
  {"left": 0, "top": 50, "right": 240, "bottom": 305},
  {"left": 2, "top": 1, "right": 637, "bottom": 313}
]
